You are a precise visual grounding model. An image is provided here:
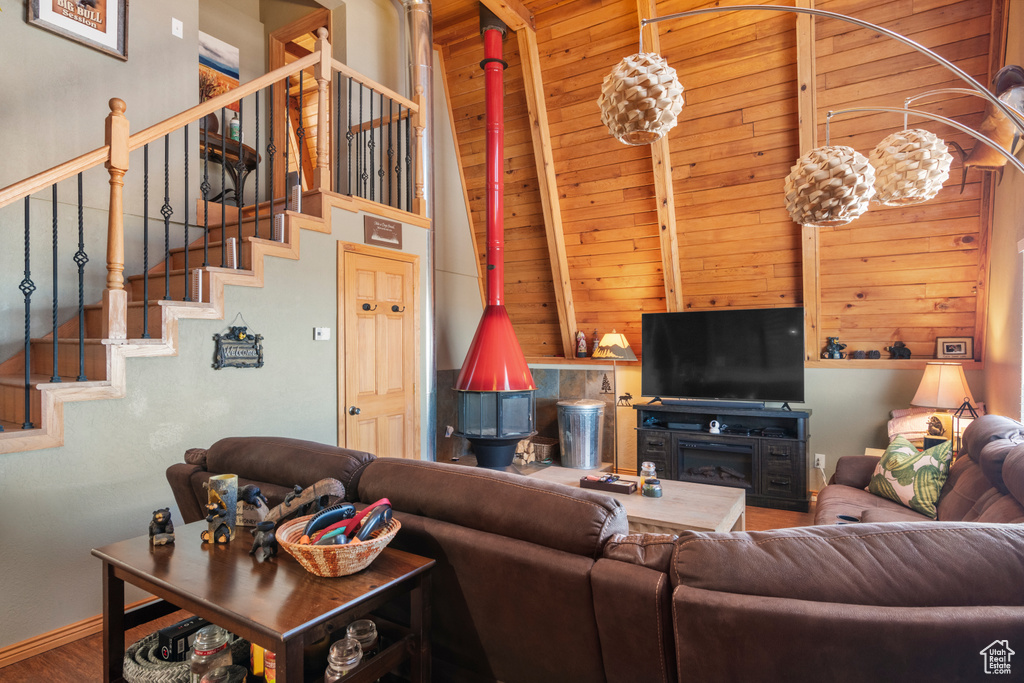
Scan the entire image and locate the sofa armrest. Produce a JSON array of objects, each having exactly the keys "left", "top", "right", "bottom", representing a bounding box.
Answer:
[
  {"left": 830, "top": 455, "right": 880, "bottom": 488},
  {"left": 672, "top": 522, "right": 1024, "bottom": 607},
  {"left": 166, "top": 462, "right": 206, "bottom": 524}
]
